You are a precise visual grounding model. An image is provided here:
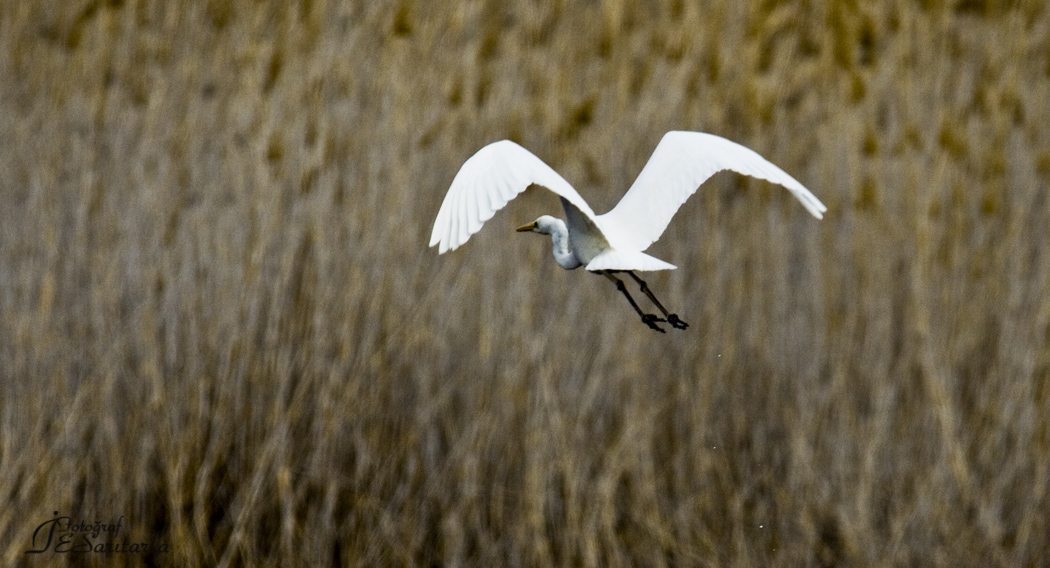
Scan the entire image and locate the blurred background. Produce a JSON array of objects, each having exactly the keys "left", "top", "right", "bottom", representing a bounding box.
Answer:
[{"left": 2, "top": 0, "right": 1049, "bottom": 566}]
